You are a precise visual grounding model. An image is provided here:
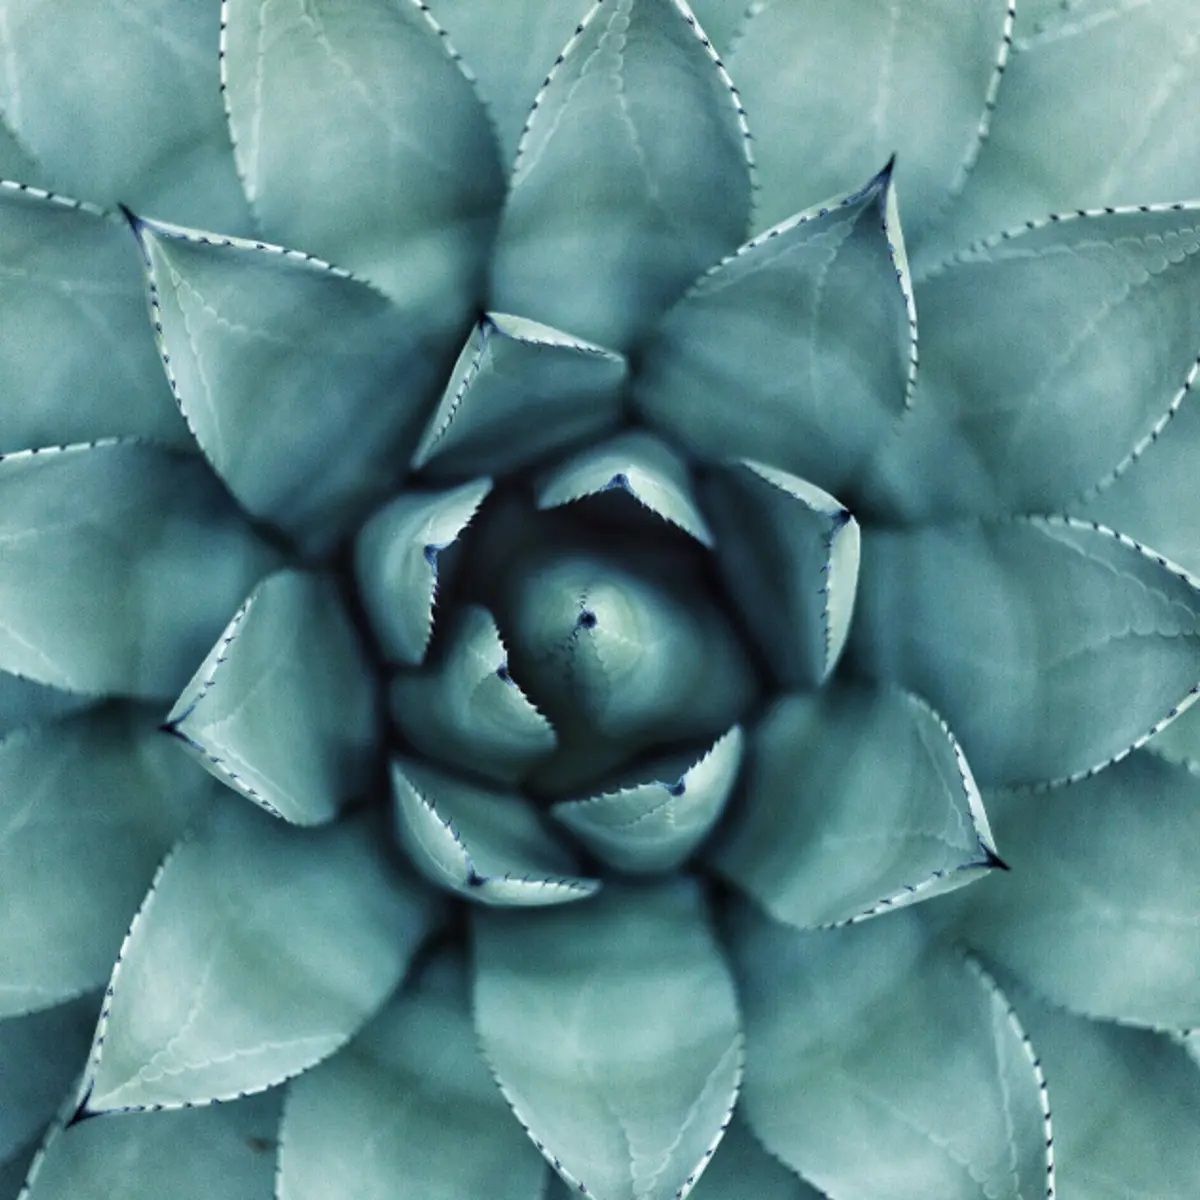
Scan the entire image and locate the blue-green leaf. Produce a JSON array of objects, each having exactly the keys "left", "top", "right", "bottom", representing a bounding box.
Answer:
[
  {"left": 0, "top": 672, "right": 90, "bottom": 739},
  {"left": 411, "top": 313, "right": 627, "bottom": 480},
  {"left": 474, "top": 880, "right": 742, "bottom": 1200},
  {"left": 490, "top": 0, "right": 754, "bottom": 351},
  {"left": 852, "top": 517, "right": 1200, "bottom": 787},
  {"left": 688, "top": 1117, "right": 820, "bottom": 1200},
  {"left": 166, "top": 570, "right": 376, "bottom": 827},
  {"left": 390, "top": 757, "right": 598, "bottom": 907},
  {"left": 222, "top": 0, "right": 504, "bottom": 334},
  {"left": 278, "top": 947, "right": 547, "bottom": 1200},
  {"left": 0, "top": 706, "right": 211, "bottom": 1019},
  {"left": 728, "top": 903, "right": 1053, "bottom": 1200},
  {"left": 82, "top": 800, "right": 441, "bottom": 1113},
  {"left": 0, "top": 441, "right": 279, "bottom": 699},
  {"left": 635, "top": 169, "right": 915, "bottom": 497},
  {"left": 949, "top": 751, "right": 1200, "bottom": 1030},
  {"left": 713, "top": 685, "right": 999, "bottom": 929},
  {"left": 1146, "top": 694, "right": 1200, "bottom": 766}
]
